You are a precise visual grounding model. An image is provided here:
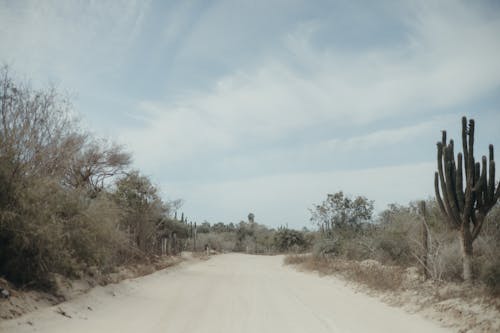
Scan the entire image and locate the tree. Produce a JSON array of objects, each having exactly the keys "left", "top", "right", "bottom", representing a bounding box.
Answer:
[
  {"left": 273, "top": 227, "right": 306, "bottom": 252},
  {"left": 0, "top": 67, "right": 131, "bottom": 286},
  {"left": 113, "top": 171, "right": 166, "bottom": 253},
  {"left": 64, "top": 137, "right": 131, "bottom": 195},
  {"left": 0, "top": 66, "right": 80, "bottom": 183},
  {"left": 198, "top": 221, "right": 211, "bottom": 233},
  {"left": 310, "top": 191, "right": 373, "bottom": 237},
  {"left": 435, "top": 117, "right": 499, "bottom": 282}
]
